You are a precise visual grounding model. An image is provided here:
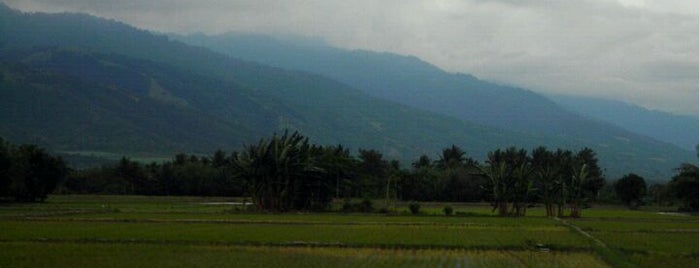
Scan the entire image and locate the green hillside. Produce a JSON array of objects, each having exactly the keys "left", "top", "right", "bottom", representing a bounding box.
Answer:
[
  {"left": 550, "top": 94, "right": 699, "bottom": 151},
  {"left": 175, "top": 33, "right": 697, "bottom": 180},
  {"left": 0, "top": 4, "right": 692, "bottom": 179},
  {"left": 0, "top": 46, "right": 556, "bottom": 162}
]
